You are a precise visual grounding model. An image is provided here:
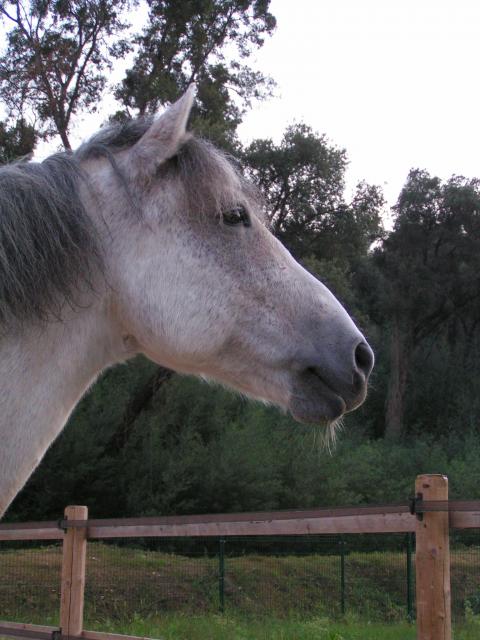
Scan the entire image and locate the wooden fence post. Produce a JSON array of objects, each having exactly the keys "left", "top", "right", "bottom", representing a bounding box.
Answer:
[
  {"left": 415, "top": 475, "right": 451, "bottom": 640},
  {"left": 60, "top": 505, "right": 88, "bottom": 638}
]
